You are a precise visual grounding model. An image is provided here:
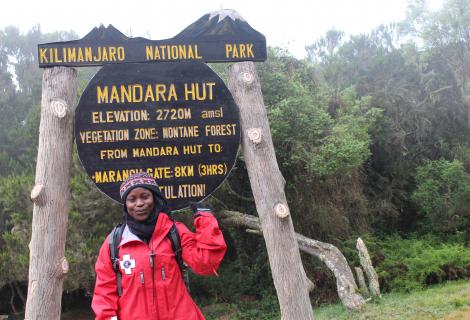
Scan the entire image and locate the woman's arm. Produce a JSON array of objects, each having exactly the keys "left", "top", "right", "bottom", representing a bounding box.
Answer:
[
  {"left": 91, "top": 237, "right": 120, "bottom": 320},
  {"left": 177, "top": 211, "right": 227, "bottom": 275}
]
